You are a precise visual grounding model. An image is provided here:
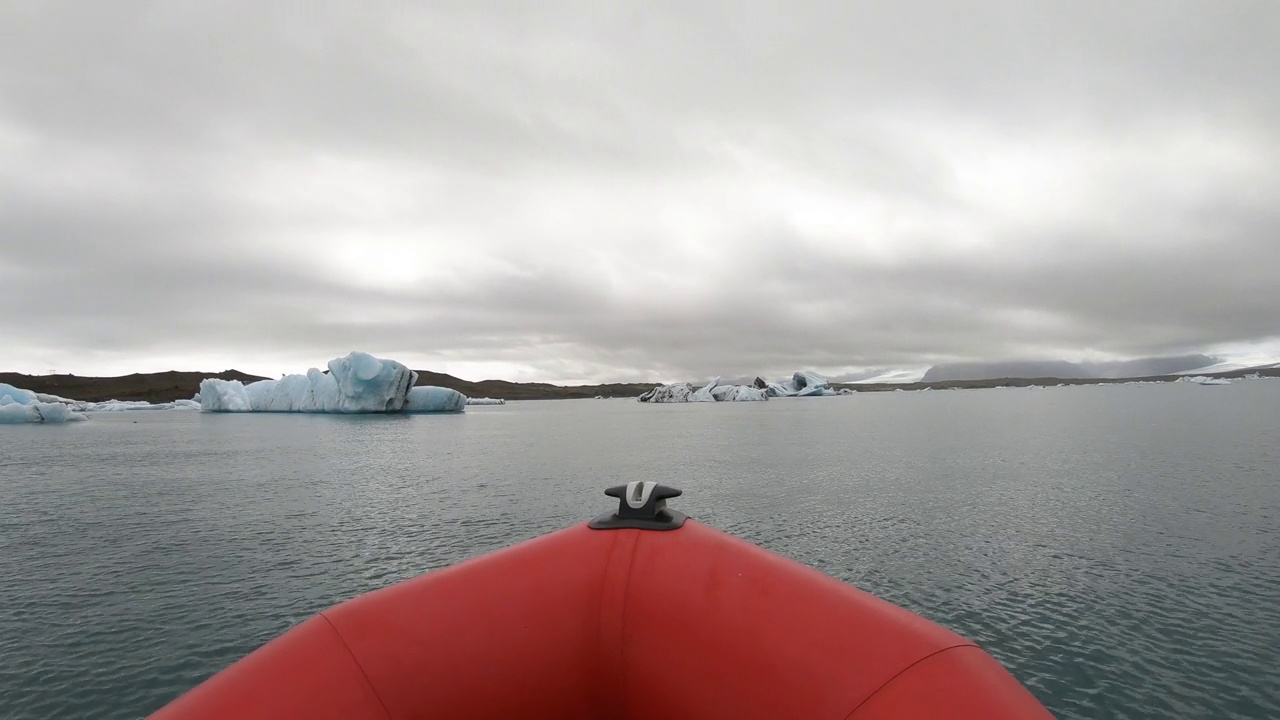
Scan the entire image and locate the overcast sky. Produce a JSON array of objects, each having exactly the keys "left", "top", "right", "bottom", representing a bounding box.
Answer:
[{"left": 3, "top": 2, "right": 1278, "bottom": 382}]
